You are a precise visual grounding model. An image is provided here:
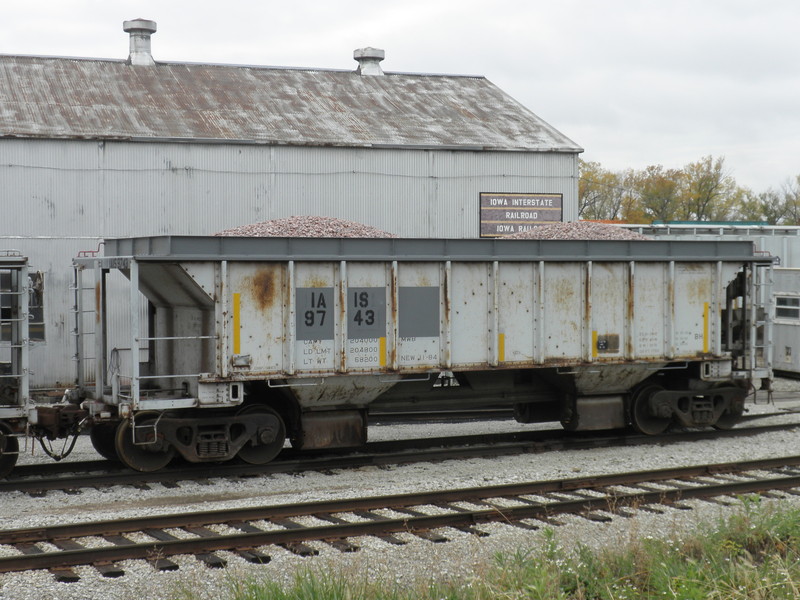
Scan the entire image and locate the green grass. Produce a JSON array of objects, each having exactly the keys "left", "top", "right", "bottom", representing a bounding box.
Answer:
[{"left": 171, "top": 495, "right": 800, "bottom": 600}]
